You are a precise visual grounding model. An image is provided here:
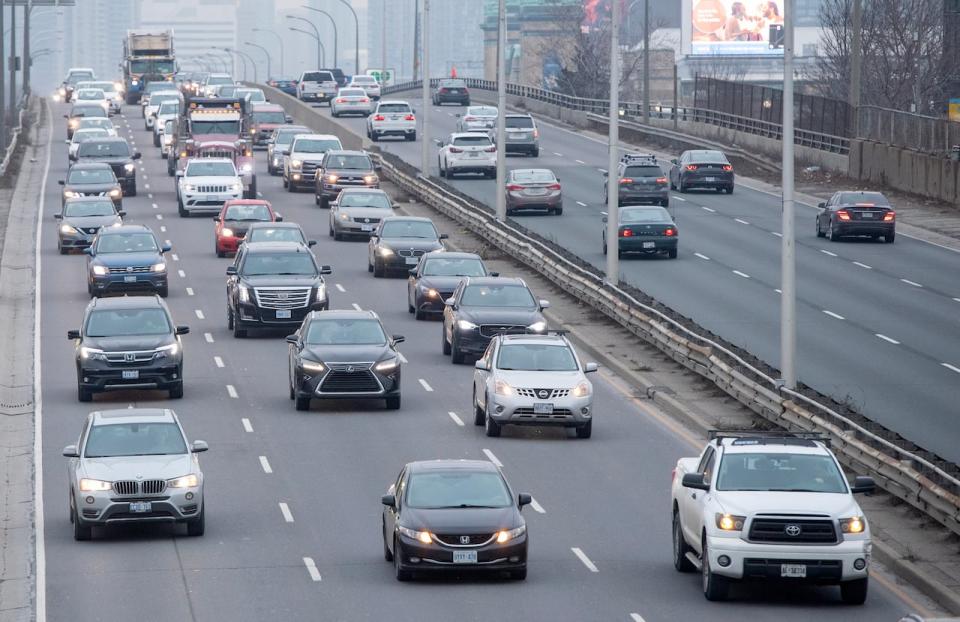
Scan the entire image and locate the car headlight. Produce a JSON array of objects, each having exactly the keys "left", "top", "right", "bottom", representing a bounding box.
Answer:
[
  {"left": 495, "top": 524, "right": 526, "bottom": 543},
  {"left": 363, "top": 174, "right": 378, "bottom": 184},
  {"left": 315, "top": 284, "right": 326, "bottom": 302},
  {"left": 325, "top": 174, "right": 339, "bottom": 184},
  {"left": 60, "top": 224, "right": 78, "bottom": 234},
  {"left": 79, "top": 478, "right": 112, "bottom": 492},
  {"left": 155, "top": 343, "right": 179, "bottom": 358},
  {"left": 221, "top": 228, "right": 234, "bottom": 238},
  {"left": 457, "top": 319, "right": 477, "bottom": 331},
  {"left": 131, "top": 79, "right": 139, "bottom": 86},
  {"left": 375, "top": 358, "right": 398, "bottom": 372},
  {"left": 715, "top": 513, "right": 746, "bottom": 532},
  {"left": 840, "top": 516, "right": 865, "bottom": 534},
  {"left": 63, "top": 190, "right": 78, "bottom": 198},
  {"left": 378, "top": 247, "right": 394, "bottom": 256},
  {"left": 109, "top": 188, "right": 121, "bottom": 198},
  {"left": 91, "top": 265, "right": 108, "bottom": 276},
  {"left": 301, "top": 359, "right": 325, "bottom": 373},
  {"left": 124, "top": 163, "right": 136, "bottom": 172},
  {"left": 290, "top": 159, "right": 302, "bottom": 169},
  {"left": 68, "top": 119, "right": 79, "bottom": 128},
  {"left": 79, "top": 346, "right": 106, "bottom": 361},
  {"left": 527, "top": 321, "right": 547, "bottom": 332},
  {"left": 241, "top": 163, "right": 253, "bottom": 173},
  {"left": 238, "top": 284, "right": 250, "bottom": 303},
  {"left": 59, "top": 87, "right": 66, "bottom": 95},
  {"left": 167, "top": 474, "right": 198, "bottom": 488},
  {"left": 183, "top": 183, "right": 196, "bottom": 192},
  {"left": 423, "top": 288, "right": 439, "bottom": 298},
  {"left": 399, "top": 526, "right": 433, "bottom": 544},
  {"left": 152, "top": 262, "right": 166, "bottom": 272},
  {"left": 230, "top": 183, "right": 243, "bottom": 193},
  {"left": 572, "top": 381, "right": 592, "bottom": 398},
  {"left": 494, "top": 379, "right": 513, "bottom": 396},
  {"left": 338, "top": 212, "right": 350, "bottom": 221}
]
